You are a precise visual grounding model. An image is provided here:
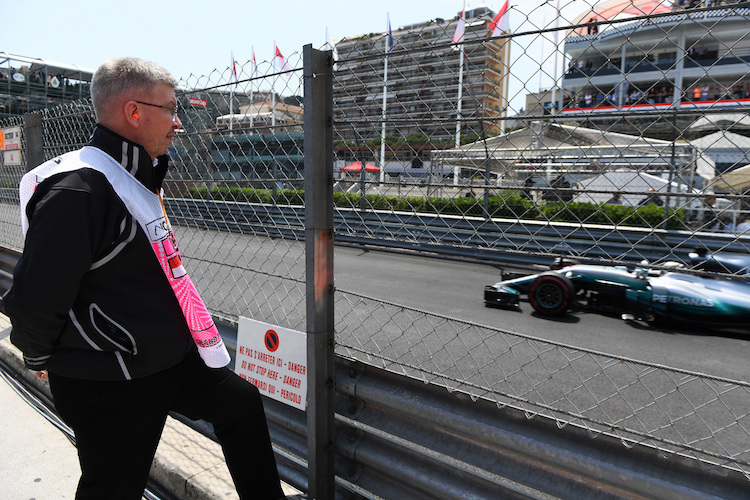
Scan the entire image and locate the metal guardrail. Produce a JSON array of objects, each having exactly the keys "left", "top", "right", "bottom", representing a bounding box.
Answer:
[
  {"left": 3, "top": 297, "right": 746, "bottom": 500},
  {"left": 166, "top": 198, "right": 749, "bottom": 269},
  {"left": 130, "top": 320, "right": 750, "bottom": 499}
]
